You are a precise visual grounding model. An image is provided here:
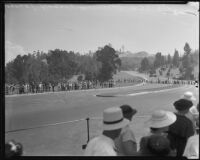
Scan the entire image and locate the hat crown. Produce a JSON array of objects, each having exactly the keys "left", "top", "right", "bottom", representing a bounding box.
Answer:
[
  {"left": 151, "top": 110, "right": 167, "bottom": 121},
  {"left": 103, "top": 107, "right": 123, "bottom": 123},
  {"left": 183, "top": 92, "right": 195, "bottom": 100}
]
